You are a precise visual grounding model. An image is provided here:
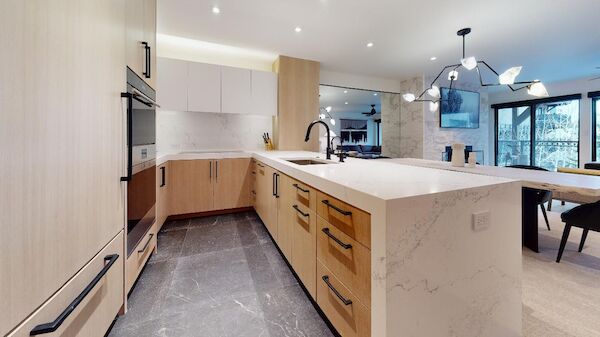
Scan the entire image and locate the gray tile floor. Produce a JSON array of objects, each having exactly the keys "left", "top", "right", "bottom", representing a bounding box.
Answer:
[{"left": 108, "top": 212, "right": 335, "bottom": 337}]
